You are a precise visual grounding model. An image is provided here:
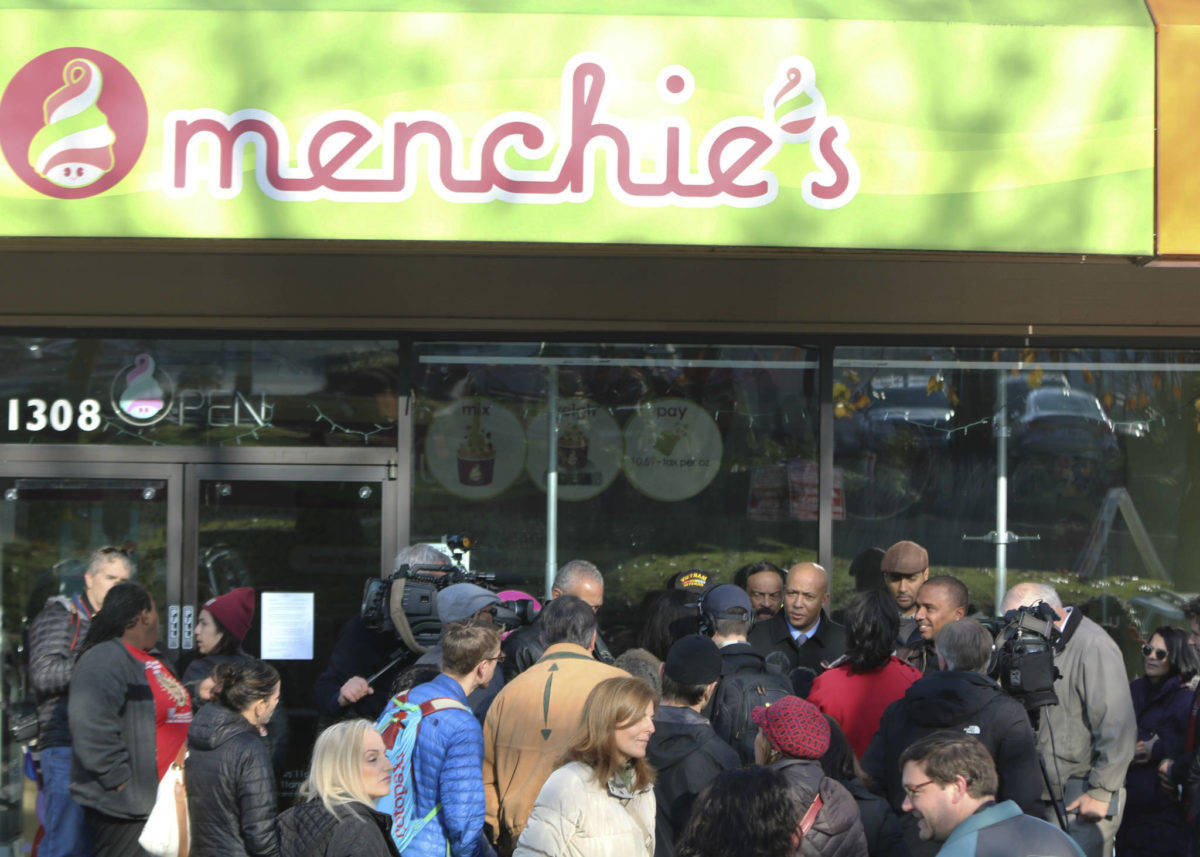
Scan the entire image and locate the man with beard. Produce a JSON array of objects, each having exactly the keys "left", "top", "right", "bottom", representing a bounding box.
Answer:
[
  {"left": 881, "top": 541, "right": 929, "bottom": 647},
  {"left": 900, "top": 733, "right": 1083, "bottom": 856},
  {"left": 734, "top": 560, "right": 785, "bottom": 623}
]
